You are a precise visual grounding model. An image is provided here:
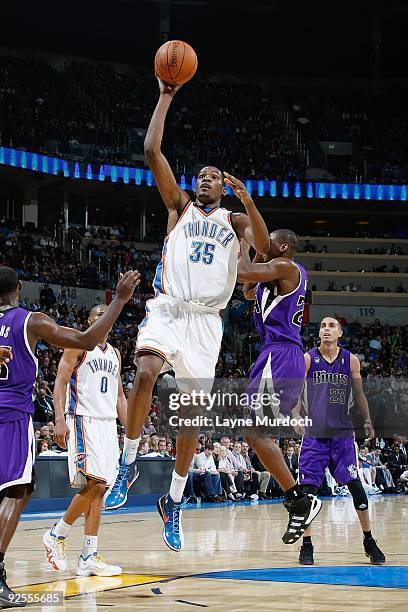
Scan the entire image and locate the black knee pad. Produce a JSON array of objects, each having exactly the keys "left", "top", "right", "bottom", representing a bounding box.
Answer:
[
  {"left": 301, "top": 484, "right": 319, "bottom": 496},
  {"left": 347, "top": 479, "right": 368, "bottom": 511}
]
